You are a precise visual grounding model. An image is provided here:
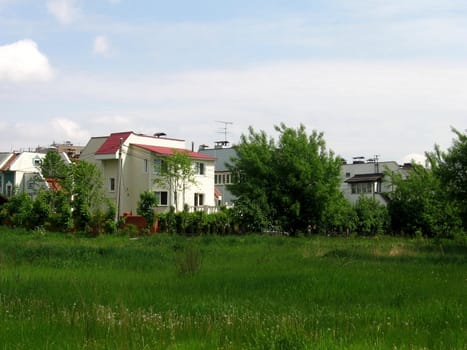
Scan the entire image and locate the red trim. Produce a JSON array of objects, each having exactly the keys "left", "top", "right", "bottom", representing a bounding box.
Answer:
[{"left": 132, "top": 144, "right": 216, "bottom": 160}]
